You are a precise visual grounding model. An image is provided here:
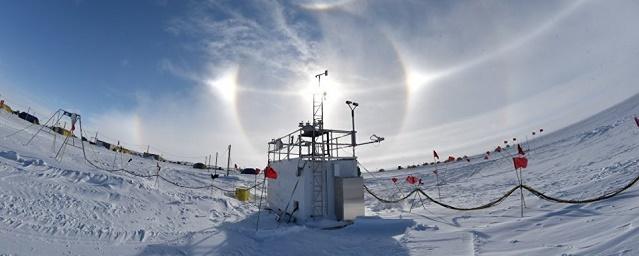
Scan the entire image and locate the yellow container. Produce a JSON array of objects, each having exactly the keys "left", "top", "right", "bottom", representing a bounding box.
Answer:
[{"left": 235, "top": 187, "right": 250, "bottom": 202}]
